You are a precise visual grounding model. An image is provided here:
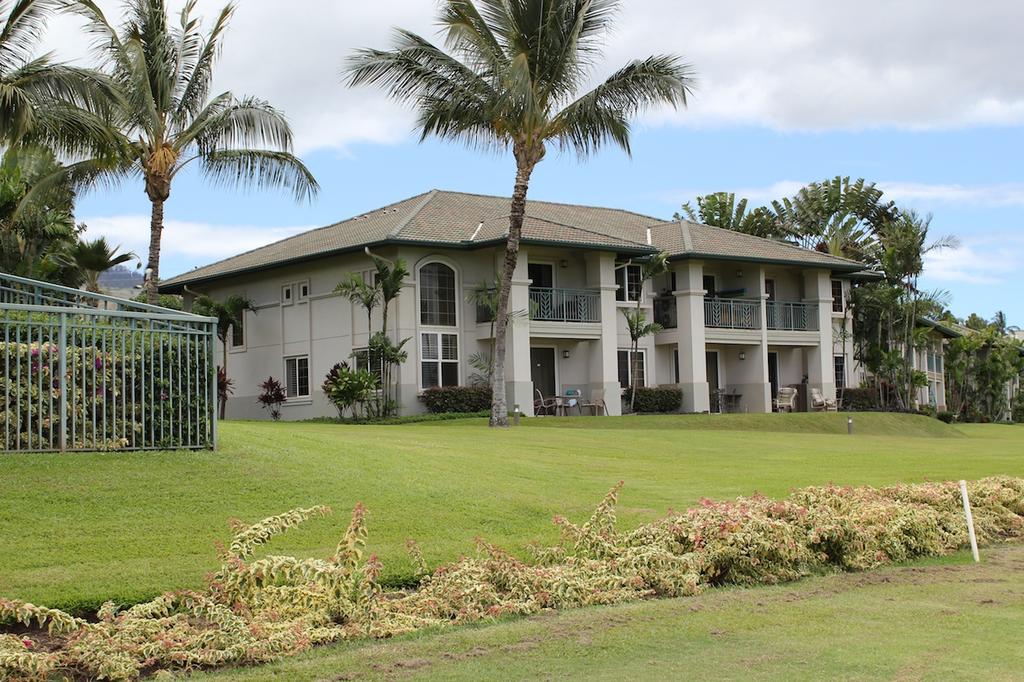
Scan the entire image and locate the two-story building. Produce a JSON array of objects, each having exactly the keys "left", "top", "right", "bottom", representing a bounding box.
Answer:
[{"left": 160, "top": 190, "right": 871, "bottom": 419}]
